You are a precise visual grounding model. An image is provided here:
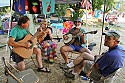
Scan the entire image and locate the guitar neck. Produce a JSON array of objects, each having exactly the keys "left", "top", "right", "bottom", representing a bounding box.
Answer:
[
  {"left": 75, "top": 30, "right": 85, "bottom": 37},
  {"left": 30, "top": 31, "right": 40, "bottom": 41},
  {"left": 75, "top": 30, "right": 96, "bottom": 37}
]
